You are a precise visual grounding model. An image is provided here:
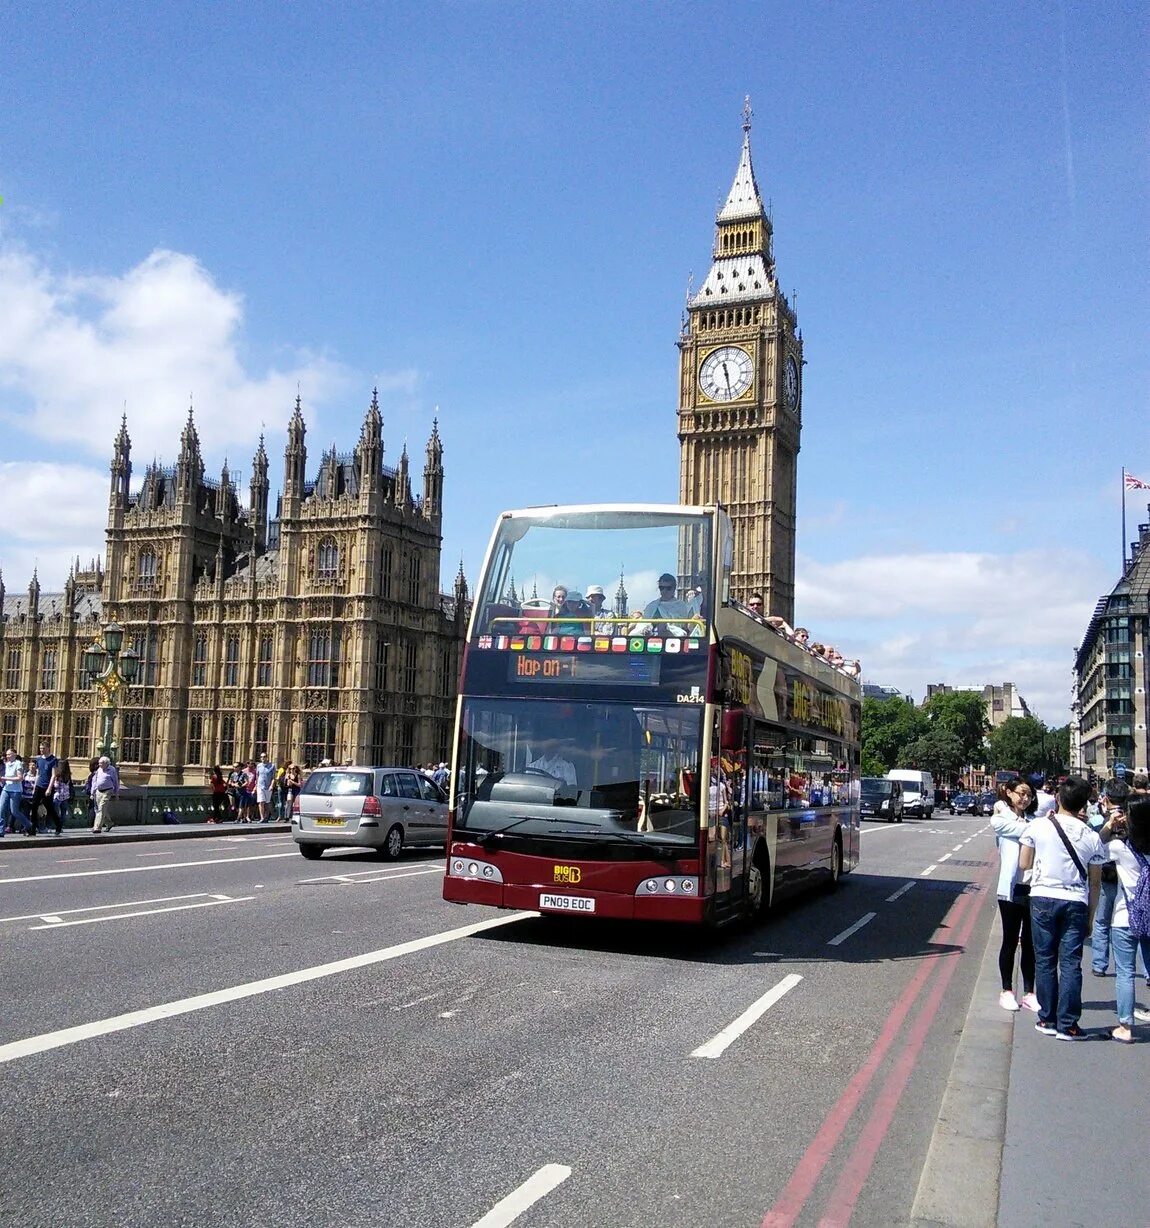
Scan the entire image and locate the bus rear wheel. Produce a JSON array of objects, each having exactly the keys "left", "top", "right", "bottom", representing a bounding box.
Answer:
[
  {"left": 827, "top": 835, "right": 843, "bottom": 890},
  {"left": 748, "top": 847, "right": 770, "bottom": 917}
]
